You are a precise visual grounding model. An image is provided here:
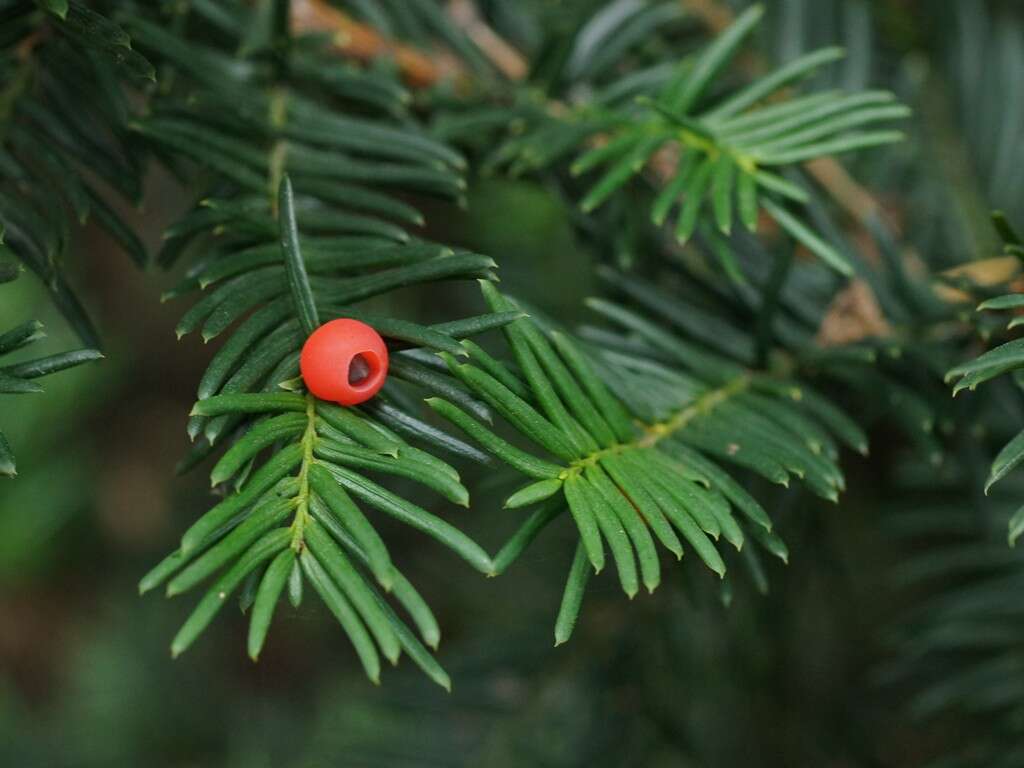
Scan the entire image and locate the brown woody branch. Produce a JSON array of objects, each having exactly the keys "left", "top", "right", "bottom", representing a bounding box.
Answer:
[
  {"left": 446, "top": 0, "right": 528, "bottom": 80},
  {"left": 290, "top": 0, "right": 527, "bottom": 86},
  {"left": 290, "top": 0, "right": 461, "bottom": 86}
]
